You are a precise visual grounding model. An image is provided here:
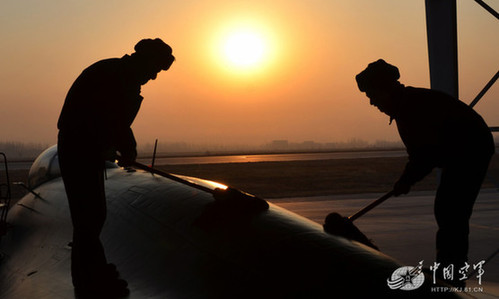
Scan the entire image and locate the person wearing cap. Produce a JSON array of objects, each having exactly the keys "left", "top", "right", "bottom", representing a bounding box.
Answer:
[
  {"left": 356, "top": 59, "right": 494, "bottom": 287},
  {"left": 57, "top": 38, "right": 174, "bottom": 297}
]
